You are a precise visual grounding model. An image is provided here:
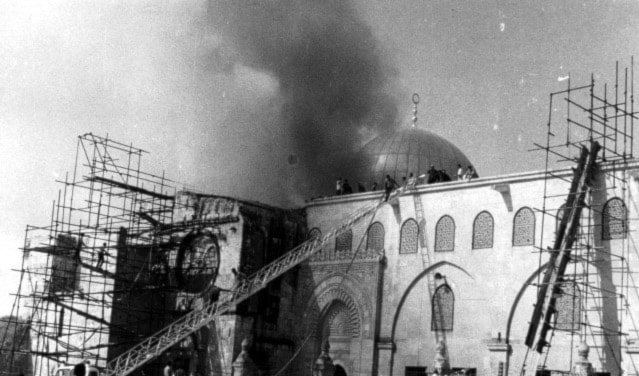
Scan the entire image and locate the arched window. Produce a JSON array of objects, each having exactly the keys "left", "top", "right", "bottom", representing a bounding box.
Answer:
[
  {"left": 472, "top": 211, "right": 494, "bottom": 249},
  {"left": 431, "top": 284, "right": 454, "bottom": 331},
  {"left": 399, "top": 219, "right": 419, "bottom": 254},
  {"left": 435, "top": 215, "right": 455, "bottom": 252},
  {"left": 308, "top": 228, "right": 322, "bottom": 241},
  {"left": 335, "top": 229, "right": 352, "bottom": 260},
  {"left": 555, "top": 282, "right": 581, "bottom": 332},
  {"left": 602, "top": 197, "right": 627, "bottom": 240},
  {"left": 366, "top": 222, "right": 385, "bottom": 253},
  {"left": 513, "top": 207, "right": 535, "bottom": 246}
]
